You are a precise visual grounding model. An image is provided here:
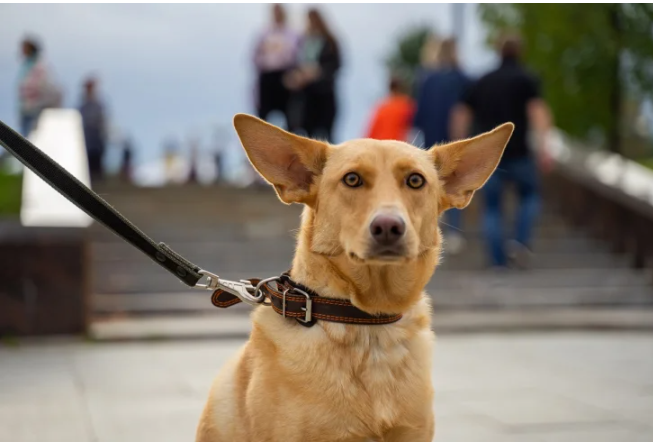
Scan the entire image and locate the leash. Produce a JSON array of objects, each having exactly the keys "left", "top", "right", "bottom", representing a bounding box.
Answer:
[
  {"left": 0, "top": 118, "right": 254, "bottom": 298},
  {"left": 0, "top": 118, "right": 401, "bottom": 326}
]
